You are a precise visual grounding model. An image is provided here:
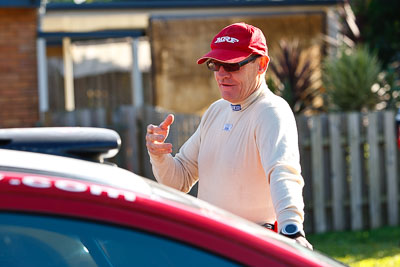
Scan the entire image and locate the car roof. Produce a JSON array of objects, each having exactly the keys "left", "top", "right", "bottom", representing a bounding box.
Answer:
[
  {"left": 0, "top": 148, "right": 343, "bottom": 266},
  {"left": 0, "top": 147, "right": 151, "bottom": 192}
]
